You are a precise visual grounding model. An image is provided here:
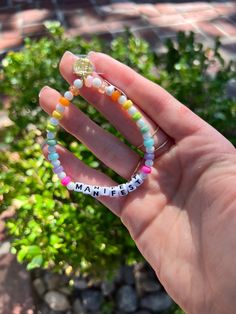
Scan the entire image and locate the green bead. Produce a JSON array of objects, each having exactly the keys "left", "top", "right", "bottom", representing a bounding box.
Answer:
[
  {"left": 140, "top": 125, "right": 149, "bottom": 133},
  {"left": 132, "top": 112, "right": 142, "bottom": 121},
  {"left": 47, "top": 124, "right": 57, "bottom": 132},
  {"left": 47, "top": 139, "right": 57, "bottom": 146}
]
